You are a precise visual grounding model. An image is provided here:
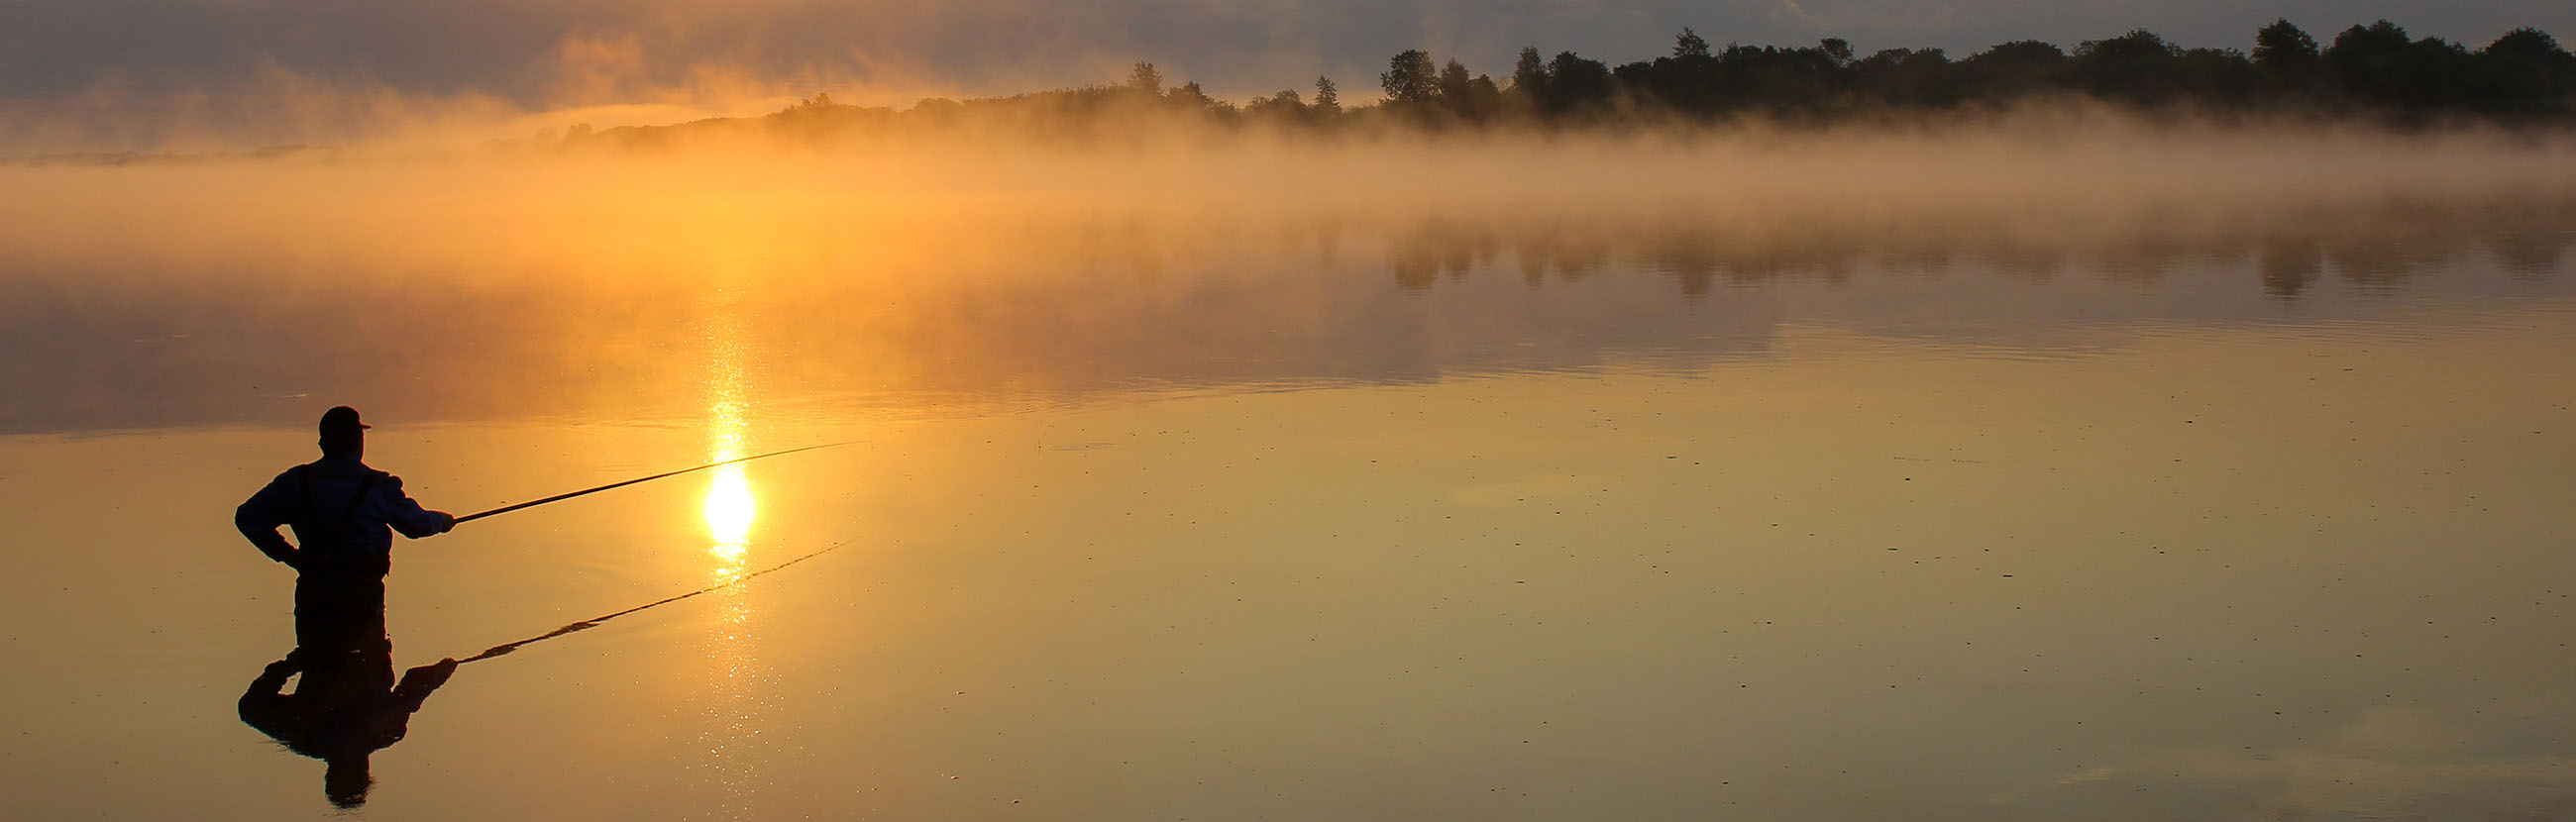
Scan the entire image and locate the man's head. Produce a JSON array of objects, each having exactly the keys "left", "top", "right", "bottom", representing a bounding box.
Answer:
[
  {"left": 324, "top": 754, "right": 374, "bottom": 808},
  {"left": 318, "top": 406, "right": 369, "bottom": 456}
]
